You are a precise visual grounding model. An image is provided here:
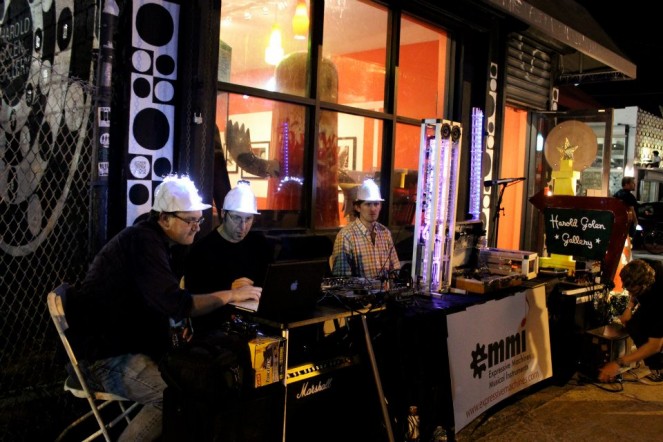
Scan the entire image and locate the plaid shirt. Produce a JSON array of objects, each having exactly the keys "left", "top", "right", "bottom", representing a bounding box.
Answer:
[{"left": 331, "top": 219, "right": 400, "bottom": 279}]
